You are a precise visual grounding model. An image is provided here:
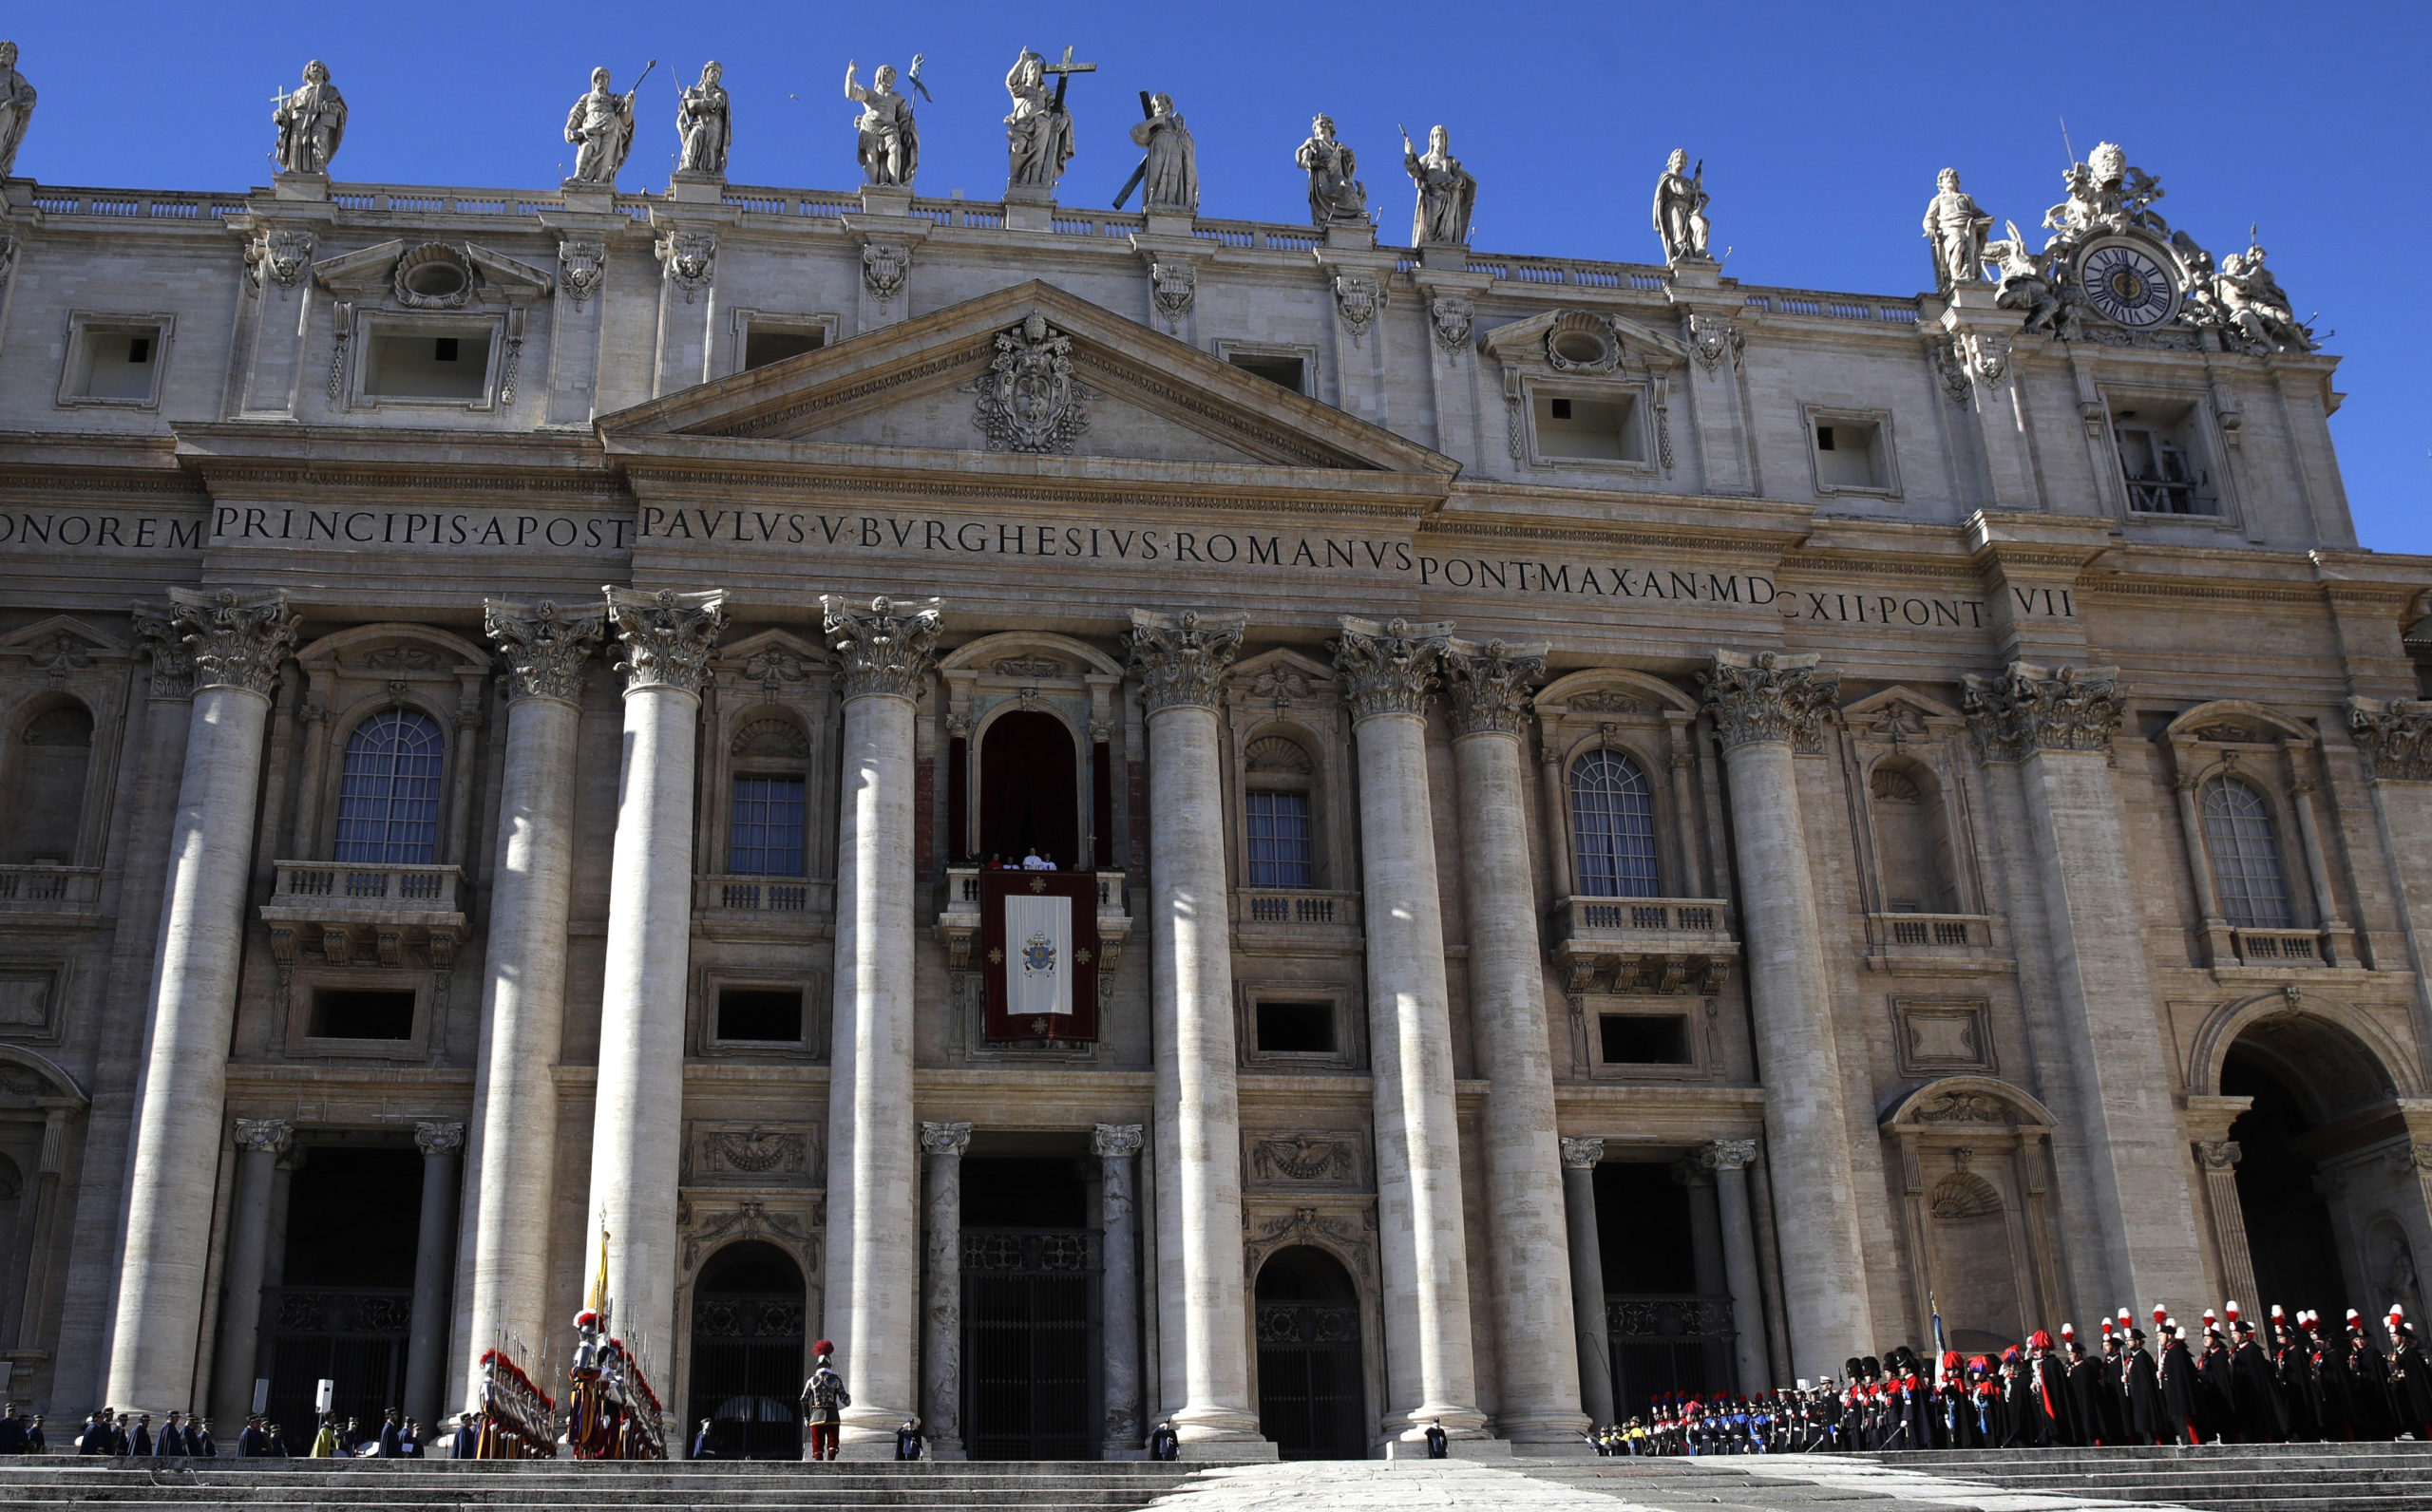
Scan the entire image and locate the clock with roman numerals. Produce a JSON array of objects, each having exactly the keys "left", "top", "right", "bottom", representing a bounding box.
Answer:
[{"left": 2076, "top": 237, "right": 2180, "bottom": 330}]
